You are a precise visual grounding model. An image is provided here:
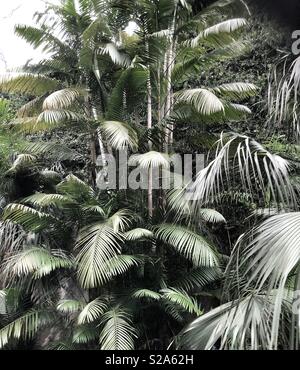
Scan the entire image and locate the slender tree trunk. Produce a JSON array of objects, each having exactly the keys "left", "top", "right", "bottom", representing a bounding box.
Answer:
[
  {"left": 84, "top": 88, "right": 98, "bottom": 187},
  {"left": 164, "top": 7, "right": 177, "bottom": 152},
  {"left": 146, "top": 40, "right": 153, "bottom": 219}
]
